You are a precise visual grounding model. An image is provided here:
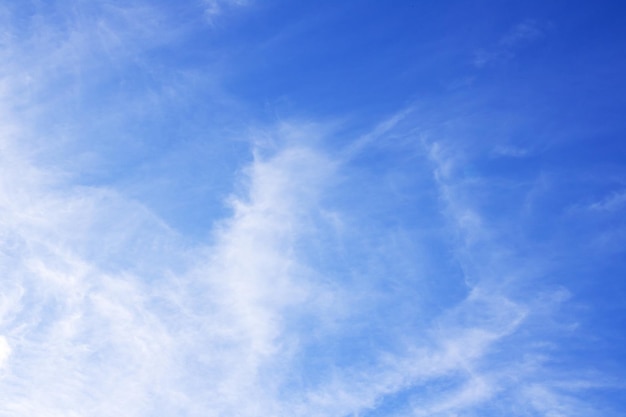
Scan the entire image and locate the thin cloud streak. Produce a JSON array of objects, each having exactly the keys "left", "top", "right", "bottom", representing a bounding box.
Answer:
[{"left": 474, "top": 19, "right": 545, "bottom": 68}]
